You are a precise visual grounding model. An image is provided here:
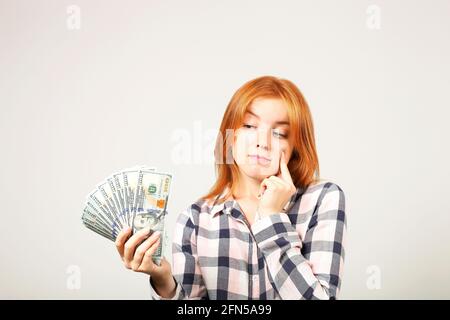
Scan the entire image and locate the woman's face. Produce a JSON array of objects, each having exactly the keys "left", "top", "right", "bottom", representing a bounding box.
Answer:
[{"left": 232, "top": 97, "right": 293, "bottom": 181}]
